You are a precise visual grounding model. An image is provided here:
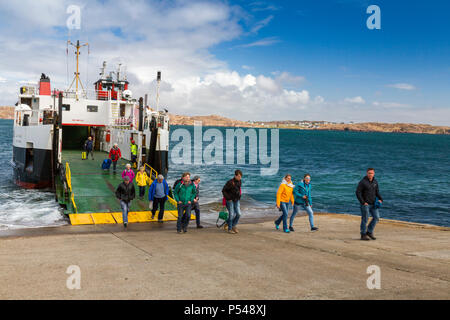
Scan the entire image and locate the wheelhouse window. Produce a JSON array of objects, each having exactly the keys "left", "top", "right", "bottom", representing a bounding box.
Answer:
[{"left": 87, "top": 105, "right": 98, "bottom": 112}]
